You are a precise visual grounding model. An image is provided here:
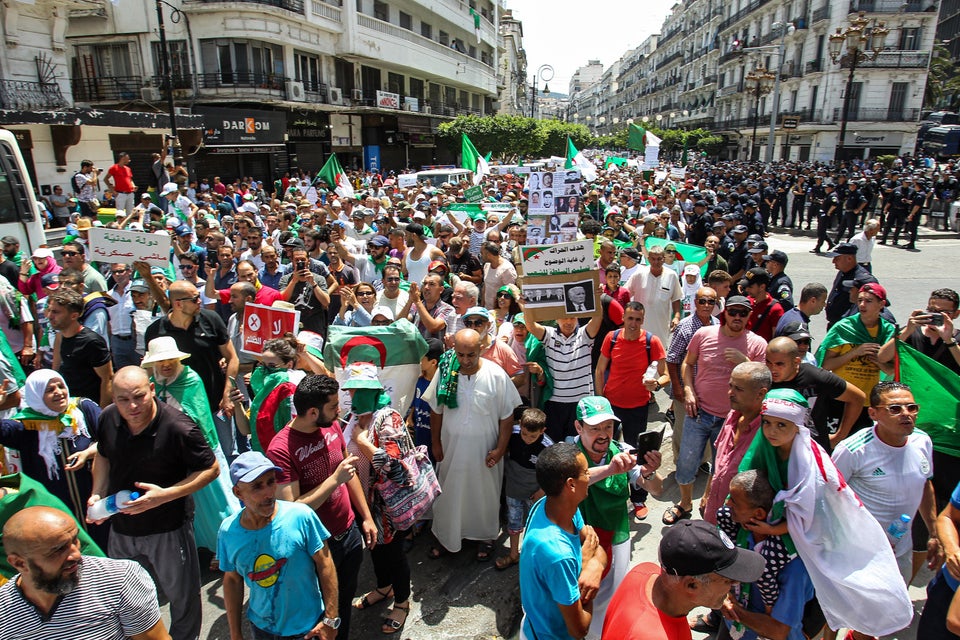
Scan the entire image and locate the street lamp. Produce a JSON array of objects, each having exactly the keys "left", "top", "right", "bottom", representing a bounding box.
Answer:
[
  {"left": 745, "top": 65, "right": 775, "bottom": 160},
  {"left": 155, "top": 0, "right": 184, "bottom": 164},
  {"left": 599, "top": 116, "right": 606, "bottom": 133},
  {"left": 530, "top": 64, "right": 554, "bottom": 119},
  {"left": 829, "top": 11, "right": 889, "bottom": 163}
]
